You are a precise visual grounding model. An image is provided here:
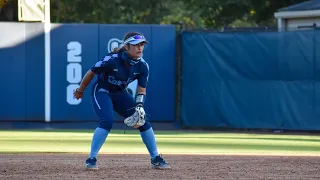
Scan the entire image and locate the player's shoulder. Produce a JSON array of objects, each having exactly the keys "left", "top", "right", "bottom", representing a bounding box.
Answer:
[
  {"left": 97, "top": 53, "right": 120, "bottom": 67},
  {"left": 139, "top": 58, "right": 149, "bottom": 69},
  {"left": 101, "top": 53, "right": 119, "bottom": 62}
]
